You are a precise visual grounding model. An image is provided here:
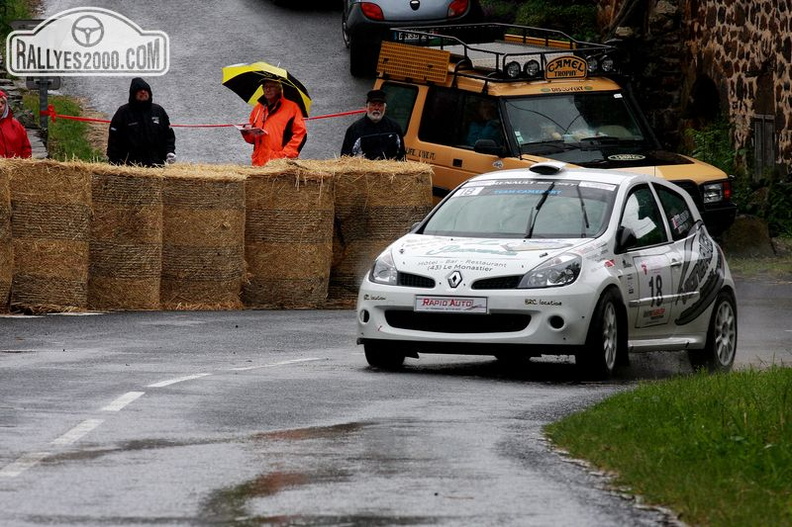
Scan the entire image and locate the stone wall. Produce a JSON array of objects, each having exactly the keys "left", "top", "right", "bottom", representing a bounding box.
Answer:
[{"left": 597, "top": 0, "right": 792, "bottom": 176}]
